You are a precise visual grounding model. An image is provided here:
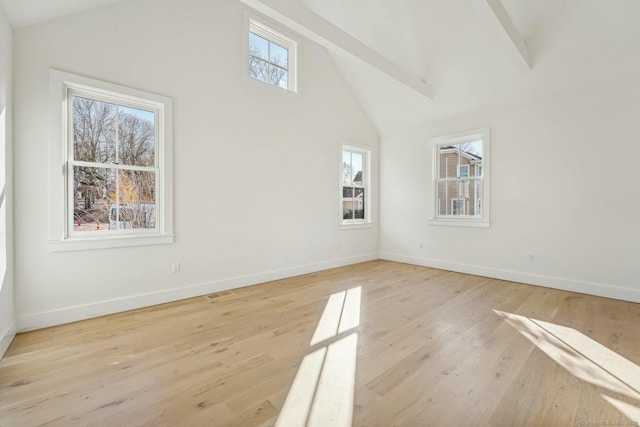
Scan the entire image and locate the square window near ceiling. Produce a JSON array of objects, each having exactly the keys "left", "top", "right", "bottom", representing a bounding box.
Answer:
[{"left": 249, "top": 19, "right": 297, "bottom": 92}]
